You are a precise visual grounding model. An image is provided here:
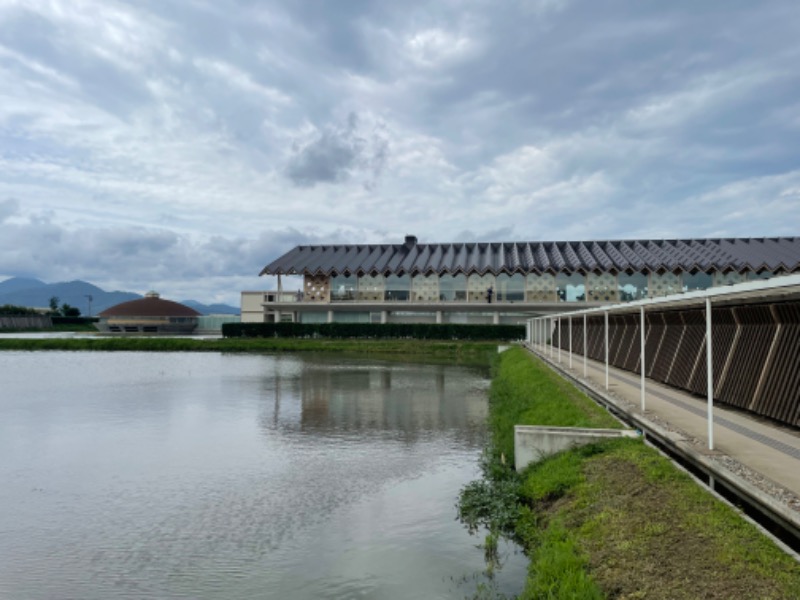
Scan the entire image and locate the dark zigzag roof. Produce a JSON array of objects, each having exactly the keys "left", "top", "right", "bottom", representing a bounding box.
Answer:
[{"left": 260, "top": 237, "right": 800, "bottom": 277}]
